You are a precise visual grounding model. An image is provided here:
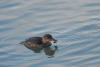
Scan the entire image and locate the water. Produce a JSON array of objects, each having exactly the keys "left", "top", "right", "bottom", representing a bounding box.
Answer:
[{"left": 0, "top": 0, "right": 100, "bottom": 67}]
